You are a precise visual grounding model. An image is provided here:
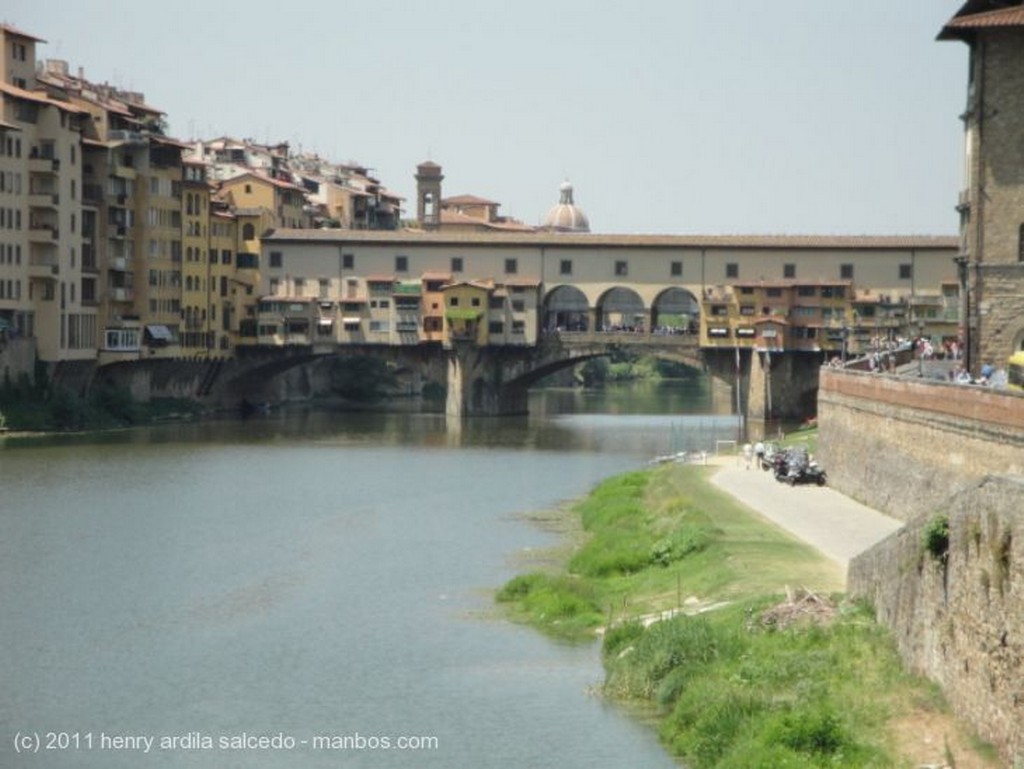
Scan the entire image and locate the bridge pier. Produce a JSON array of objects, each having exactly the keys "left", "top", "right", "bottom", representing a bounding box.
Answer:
[{"left": 445, "top": 344, "right": 531, "bottom": 418}]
